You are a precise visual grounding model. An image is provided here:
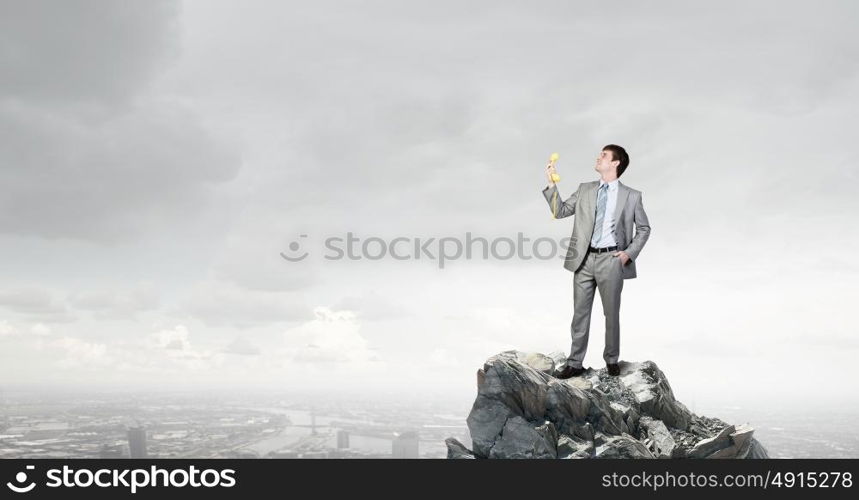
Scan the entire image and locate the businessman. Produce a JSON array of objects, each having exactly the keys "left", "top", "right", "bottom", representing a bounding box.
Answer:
[{"left": 541, "top": 145, "right": 650, "bottom": 378}]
